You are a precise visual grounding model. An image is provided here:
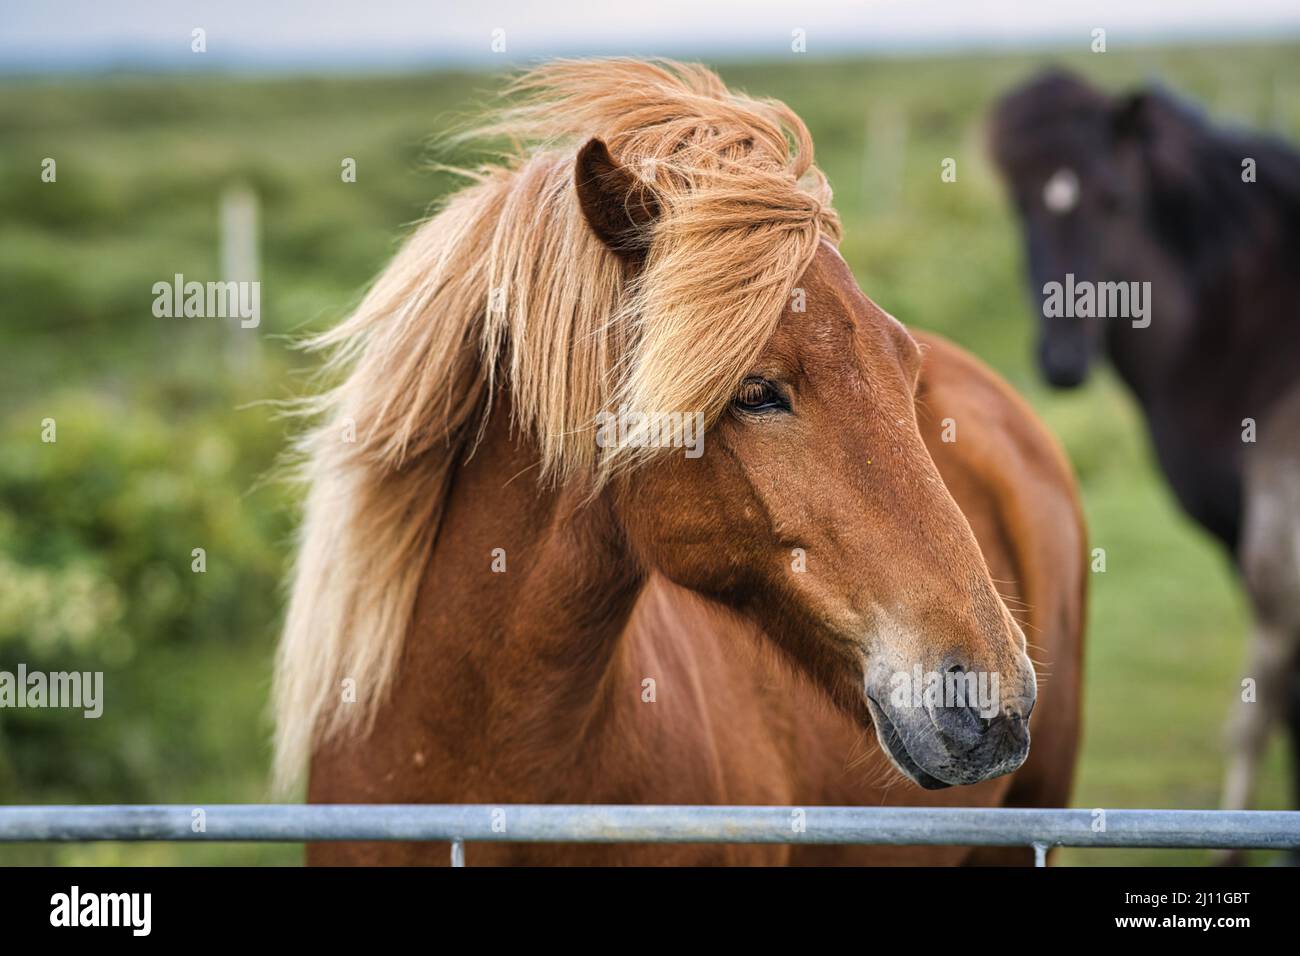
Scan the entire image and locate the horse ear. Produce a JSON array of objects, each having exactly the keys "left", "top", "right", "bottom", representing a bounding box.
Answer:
[
  {"left": 1112, "top": 92, "right": 1151, "bottom": 139},
  {"left": 574, "top": 138, "right": 660, "bottom": 262},
  {"left": 1111, "top": 89, "right": 1196, "bottom": 190}
]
